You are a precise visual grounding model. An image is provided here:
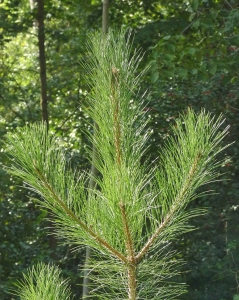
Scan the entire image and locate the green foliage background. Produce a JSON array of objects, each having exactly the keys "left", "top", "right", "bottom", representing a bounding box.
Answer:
[{"left": 1, "top": 0, "right": 239, "bottom": 299}]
